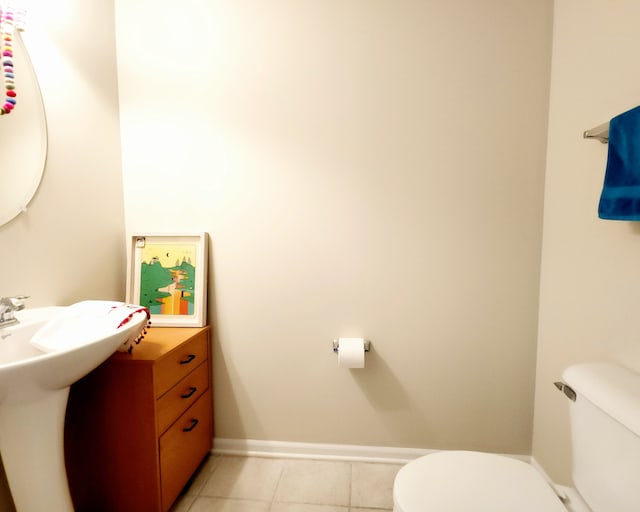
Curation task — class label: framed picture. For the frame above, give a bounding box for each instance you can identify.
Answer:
[126,233,208,327]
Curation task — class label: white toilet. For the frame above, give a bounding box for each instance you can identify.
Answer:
[393,362,640,511]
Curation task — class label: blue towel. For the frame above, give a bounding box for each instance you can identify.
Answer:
[598,105,640,220]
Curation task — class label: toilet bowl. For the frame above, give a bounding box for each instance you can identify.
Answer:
[393,450,571,512]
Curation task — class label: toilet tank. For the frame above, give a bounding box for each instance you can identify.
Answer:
[563,362,640,512]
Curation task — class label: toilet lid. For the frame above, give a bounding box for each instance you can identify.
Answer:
[393,451,567,512]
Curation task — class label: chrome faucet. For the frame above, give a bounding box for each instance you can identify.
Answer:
[0,296,28,328]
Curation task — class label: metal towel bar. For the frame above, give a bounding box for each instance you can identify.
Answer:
[583,122,609,143]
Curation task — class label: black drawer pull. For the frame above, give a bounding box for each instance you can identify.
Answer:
[179,354,196,365]
[183,419,199,432]
[181,387,197,399]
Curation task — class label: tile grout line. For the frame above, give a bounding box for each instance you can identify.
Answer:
[183,454,215,512]
[349,461,354,511]
[269,457,286,511]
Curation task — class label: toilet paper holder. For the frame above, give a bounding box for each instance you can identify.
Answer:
[332,339,371,353]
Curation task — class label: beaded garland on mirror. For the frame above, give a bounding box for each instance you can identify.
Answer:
[0,2,25,116]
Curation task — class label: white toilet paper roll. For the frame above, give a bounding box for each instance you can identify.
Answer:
[338,338,365,368]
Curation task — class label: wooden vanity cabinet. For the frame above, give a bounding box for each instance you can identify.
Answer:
[65,326,213,512]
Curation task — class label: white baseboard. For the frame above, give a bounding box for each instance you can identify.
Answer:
[212,438,435,464]
[212,438,532,465]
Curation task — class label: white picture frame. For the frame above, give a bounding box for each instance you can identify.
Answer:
[126,232,208,327]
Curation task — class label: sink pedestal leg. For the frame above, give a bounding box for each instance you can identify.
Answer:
[0,387,74,512]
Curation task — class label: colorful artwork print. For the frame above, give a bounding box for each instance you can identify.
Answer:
[139,243,198,316]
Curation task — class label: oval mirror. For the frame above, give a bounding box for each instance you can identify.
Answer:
[0,30,47,227]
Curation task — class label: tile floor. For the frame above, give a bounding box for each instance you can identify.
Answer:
[170,455,402,512]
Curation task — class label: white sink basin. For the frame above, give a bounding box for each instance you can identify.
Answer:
[0,302,147,400]
[0,300,150,512]
[0,306,62,366]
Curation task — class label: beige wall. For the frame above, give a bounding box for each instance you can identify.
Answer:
[0,0,124,509]
[116,0,552,453]
[532,0,640,485]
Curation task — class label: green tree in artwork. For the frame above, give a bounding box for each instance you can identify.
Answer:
[177,260,196,304]
[139,262,172,309]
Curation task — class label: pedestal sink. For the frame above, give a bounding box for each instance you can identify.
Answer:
[0,301,149,512]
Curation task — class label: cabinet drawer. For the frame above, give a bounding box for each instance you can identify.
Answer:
[154,331,208,397]
[160,390,212,511]
[157,361,209,434]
